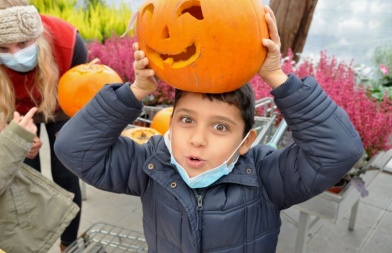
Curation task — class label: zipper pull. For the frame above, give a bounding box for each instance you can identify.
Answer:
[196,194,203,210]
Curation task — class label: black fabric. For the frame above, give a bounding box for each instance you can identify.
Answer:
[71,32,88,67]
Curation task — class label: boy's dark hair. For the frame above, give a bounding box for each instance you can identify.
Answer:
[173,83,255,136]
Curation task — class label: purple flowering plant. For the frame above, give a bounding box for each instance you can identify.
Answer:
[87,37,392,164]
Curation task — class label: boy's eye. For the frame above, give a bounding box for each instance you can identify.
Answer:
[213,123,228,132]
[180,116,193,124]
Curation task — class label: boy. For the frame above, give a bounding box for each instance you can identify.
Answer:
[54,6,363,252]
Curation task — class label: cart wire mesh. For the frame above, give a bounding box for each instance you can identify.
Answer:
[64,222,148,253]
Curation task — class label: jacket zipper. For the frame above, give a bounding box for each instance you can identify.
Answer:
[195,191,204,231]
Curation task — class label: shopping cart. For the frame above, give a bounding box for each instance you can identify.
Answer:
[64,222,148,253]
[131,105,170,127]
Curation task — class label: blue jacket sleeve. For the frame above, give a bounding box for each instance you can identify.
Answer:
[256,74,363,209]
[54,83,150,195]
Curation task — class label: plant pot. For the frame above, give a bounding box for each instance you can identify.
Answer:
[327,177,350,194]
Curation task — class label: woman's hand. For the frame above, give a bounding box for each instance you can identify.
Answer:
[26,136,42,159]
[131,42,158,101]
[258,6,287,89]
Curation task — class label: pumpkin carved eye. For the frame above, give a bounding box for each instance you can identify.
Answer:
[178,1,204,20]
[141,3,154,19]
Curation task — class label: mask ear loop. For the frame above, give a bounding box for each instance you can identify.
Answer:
[225,131,251,164]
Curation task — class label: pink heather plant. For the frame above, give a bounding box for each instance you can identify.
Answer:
[289,51,392,158]
[87,36,138,83]
[88,37,391,157]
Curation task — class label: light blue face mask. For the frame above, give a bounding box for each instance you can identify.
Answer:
[0,43,38,72]
[164,131,250,188]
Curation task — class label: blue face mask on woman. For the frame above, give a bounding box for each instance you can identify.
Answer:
[0,43,38,72]
[164,130,250,188]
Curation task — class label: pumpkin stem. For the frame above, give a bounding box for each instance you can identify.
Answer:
[80,58,101,71]
[89,58,101,66]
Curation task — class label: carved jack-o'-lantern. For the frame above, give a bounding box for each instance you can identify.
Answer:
[121,127,161,144]
[137,0,269,93]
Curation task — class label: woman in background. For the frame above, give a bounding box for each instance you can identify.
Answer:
[0,0,88,250]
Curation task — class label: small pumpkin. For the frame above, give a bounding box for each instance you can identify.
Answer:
[58,59,123,117]
[121,127,161,144]
[137,0,269,93]
[150,107,173,134]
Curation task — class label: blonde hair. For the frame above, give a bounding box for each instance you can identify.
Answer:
[0,0,59,129]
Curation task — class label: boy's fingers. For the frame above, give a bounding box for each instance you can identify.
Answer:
[265,13,279,44]
[134,49,145,61]
[132,42,139,51]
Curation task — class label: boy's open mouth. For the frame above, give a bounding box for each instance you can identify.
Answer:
[186,156,205,169]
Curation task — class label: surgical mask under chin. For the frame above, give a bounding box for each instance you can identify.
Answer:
[164,131,250,188]
[0,43,38,72]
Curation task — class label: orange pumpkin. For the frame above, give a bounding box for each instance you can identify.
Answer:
[150,107,173,134]
[137,0,269,93]
[121,127,161,144]
[58,59,123,117]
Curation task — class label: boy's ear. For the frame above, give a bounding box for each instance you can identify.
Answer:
[239,129,257,155]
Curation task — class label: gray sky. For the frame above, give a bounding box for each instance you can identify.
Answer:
[103,0,391,65]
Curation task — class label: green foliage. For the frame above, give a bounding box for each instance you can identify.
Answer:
[353,45,392,101]
[369,45,392,100]
[84,0,106,8]
[29,0,133,42]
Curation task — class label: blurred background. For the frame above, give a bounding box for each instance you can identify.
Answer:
[76,0,392,66]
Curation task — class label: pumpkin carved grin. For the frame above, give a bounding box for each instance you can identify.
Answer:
[147,43,199,69]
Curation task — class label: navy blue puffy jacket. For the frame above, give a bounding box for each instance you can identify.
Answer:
[55,74,363,252]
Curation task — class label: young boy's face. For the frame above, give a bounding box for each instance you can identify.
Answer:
[169,92,254,178]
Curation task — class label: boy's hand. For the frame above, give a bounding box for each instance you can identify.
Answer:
[258,6,287,89]
[12,107,42,159]
[131,42,158,101]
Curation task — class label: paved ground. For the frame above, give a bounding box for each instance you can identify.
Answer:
[40,126,392,253]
